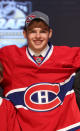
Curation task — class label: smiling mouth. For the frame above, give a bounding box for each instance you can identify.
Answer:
[33,40,43,45]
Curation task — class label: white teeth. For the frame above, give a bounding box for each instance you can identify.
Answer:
[34,40,42,44]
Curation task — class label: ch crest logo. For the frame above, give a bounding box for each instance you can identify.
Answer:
[24,83,61,112]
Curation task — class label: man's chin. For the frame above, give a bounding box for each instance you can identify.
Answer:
[33,47,43,53]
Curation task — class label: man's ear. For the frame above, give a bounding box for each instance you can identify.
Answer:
[23,30,27,38]
[49,29,53,39]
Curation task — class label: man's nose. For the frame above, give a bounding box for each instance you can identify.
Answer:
[36,32,41,38]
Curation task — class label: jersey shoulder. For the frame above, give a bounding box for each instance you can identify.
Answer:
[54,45,80,56]
[0,45,26,59]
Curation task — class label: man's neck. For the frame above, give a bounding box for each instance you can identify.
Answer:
[28,44,49,57]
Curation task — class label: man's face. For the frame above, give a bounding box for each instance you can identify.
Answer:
[23,21,52,53]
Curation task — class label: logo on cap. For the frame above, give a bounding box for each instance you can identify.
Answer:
[26,15,36,24]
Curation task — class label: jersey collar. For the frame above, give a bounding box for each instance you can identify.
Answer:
[26,43,54,66]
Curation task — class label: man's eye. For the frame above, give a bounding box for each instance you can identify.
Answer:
[29,30,36,33]
[32,31,36,33]
[40,30,47,33]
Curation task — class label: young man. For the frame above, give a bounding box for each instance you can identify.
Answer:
[0,11,80,131]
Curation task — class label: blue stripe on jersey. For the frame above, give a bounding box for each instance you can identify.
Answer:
[68,126,80,131]
[57,124,80,131]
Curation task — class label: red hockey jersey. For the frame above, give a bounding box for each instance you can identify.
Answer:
[0,97,20,131]
[0,44,80,131]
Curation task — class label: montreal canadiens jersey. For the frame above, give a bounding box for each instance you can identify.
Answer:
[0,97,20,131]
[0,43,80,131]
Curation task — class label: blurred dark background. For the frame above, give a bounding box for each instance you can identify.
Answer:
[30,0,80,46]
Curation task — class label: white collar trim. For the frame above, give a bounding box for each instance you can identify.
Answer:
[26,44,54,66]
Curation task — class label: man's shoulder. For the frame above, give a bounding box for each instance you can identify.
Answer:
[52,45,80,59]
[0,45,26,54]
[0,45,27,62]
[54,45,71,49]
[54,45,80,52]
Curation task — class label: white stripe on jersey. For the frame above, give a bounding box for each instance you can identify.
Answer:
[57,122,80,131]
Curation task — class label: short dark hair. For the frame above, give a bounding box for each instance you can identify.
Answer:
[23,18,50,31]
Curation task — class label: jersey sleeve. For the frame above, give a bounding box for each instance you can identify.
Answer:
[0,46,16,91]
[0,46,14,78]
[55,46,80,69]
[69,47,80,68]
[0,97,20,131]
[65,46,80,68]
